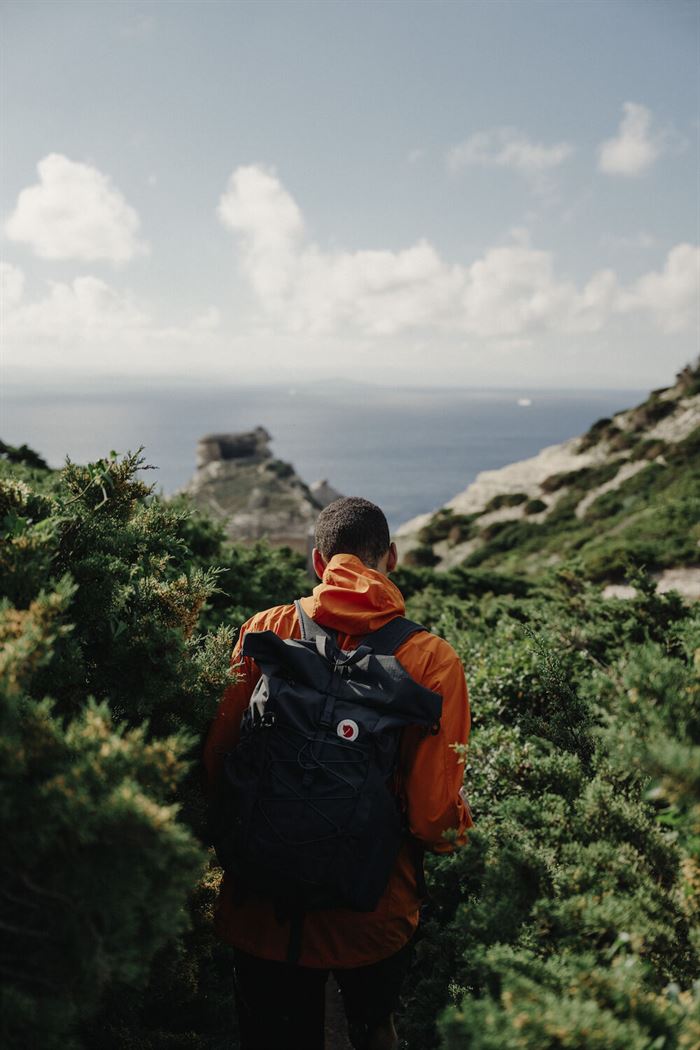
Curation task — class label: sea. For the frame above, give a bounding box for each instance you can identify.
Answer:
[2,382,644,529]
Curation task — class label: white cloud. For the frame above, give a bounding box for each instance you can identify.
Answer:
[4,154,148,263]
[620,243,700,332]
[218,165,304,304]
[218,164,698,342]
[461,243,575,336]
[447,128,574,177]
[5,169,696,385]
[4,272,148,341]
[598,102,661,177]
[218,165,304,243]
[219,168,461,335]
[1,264,225,375]
[192,306,221,330]
[1,261,25,309]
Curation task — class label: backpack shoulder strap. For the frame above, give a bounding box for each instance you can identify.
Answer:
[361,616,427,656]
[294,600,426,655]
[294,599,335,642]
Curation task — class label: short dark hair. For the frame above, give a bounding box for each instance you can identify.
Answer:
[314,497,391,568]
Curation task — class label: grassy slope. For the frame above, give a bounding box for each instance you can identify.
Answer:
[410,365,700,584]
[464,425,699,581]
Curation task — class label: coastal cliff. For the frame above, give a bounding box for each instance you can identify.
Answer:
[396,362,700,596]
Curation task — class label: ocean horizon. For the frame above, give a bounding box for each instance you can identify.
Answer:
[2,382,646,529]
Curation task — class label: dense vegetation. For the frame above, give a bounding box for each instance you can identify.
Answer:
[2,421,698,1048]
[0,445,307,1050]
[401,573,700,1048]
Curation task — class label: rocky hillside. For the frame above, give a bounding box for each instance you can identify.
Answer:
[181,427,341,554]
[396,362,700,596]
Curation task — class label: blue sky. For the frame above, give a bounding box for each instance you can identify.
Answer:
[2,0,698,389]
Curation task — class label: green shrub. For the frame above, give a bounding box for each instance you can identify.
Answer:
[541,467,589,493]
[667,424,700,464]
[391,564,438,600]
[676,359,700,397]
[0,452,237,1048]
[465,521,540,566]
[405,544,441,568]
[630,438,668,461]
[578,417,621,452]
[608,429,640,452]
[483,492,528,512]
[399,578,700,1049]
[541,462,621,495]
[629,395,676,430]
[419,511,478,546]
[582,488,625,521]
[0,438,50,470]
[265,458,294,479]
[418,508,455,544]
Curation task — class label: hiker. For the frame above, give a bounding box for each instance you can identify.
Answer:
[204,497,472,1050]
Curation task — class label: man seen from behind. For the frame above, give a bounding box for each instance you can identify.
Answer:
[204,497,472,1050]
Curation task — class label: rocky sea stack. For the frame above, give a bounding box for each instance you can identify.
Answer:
[181,427,341,553]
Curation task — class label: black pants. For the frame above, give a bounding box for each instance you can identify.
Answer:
[232,939,413,1050]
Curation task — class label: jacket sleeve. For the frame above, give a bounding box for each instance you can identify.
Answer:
[202,617,261,794]
[401,640,472,853]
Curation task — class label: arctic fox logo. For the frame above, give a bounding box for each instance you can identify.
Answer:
[337,718,359,742]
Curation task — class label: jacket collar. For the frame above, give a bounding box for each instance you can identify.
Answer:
[303,553,405,635]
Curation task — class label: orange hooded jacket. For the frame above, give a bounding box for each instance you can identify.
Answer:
[203,554,472,969]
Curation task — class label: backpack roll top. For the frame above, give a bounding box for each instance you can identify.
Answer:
[213,605,443,916]
[294,600,443,731]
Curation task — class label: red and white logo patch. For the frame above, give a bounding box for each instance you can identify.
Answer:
[337,718,359,742]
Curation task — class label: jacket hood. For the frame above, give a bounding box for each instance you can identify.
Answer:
[302,553,405,635]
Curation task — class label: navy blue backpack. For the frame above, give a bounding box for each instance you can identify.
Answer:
[213,601,442,951]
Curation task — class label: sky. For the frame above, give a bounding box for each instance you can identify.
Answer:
[1,0,699,391]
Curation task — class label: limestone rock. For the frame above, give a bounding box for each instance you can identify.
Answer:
[310,479,343,507]
[181,429,341,554]
[196,427,271,469]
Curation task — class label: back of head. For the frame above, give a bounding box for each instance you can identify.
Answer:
[314,497,390,569]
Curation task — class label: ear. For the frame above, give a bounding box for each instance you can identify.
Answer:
[386,541,398,573]
[312,547,327,581]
